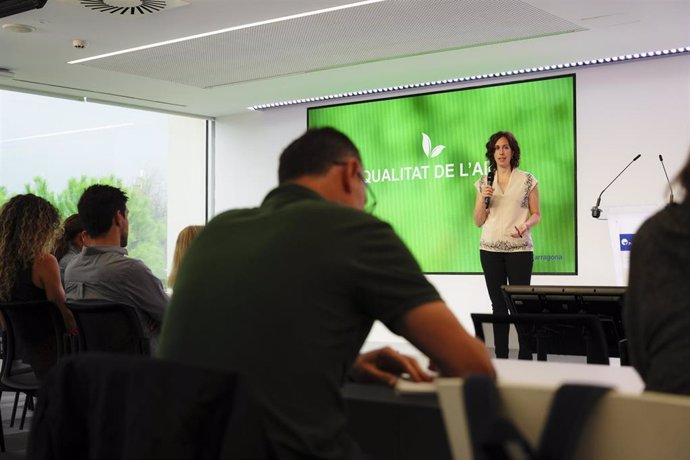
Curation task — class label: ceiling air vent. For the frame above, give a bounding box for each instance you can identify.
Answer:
[78,0,187,15]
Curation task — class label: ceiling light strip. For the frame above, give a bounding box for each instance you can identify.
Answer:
[249,46,690,111]
[68,0,385,64]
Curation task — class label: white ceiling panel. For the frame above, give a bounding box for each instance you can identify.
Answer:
[0,0,687,117]
[75,0,584,88]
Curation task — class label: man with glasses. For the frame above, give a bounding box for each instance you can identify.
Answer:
[331,158,377,213]
[159,128,494,460]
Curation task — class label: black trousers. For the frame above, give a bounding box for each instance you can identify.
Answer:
[480,250,533,359]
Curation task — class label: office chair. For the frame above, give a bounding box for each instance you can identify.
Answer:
[437,376,690,460]
[0,300,69,433]
[67,301,151,355]
[27,354,276,460]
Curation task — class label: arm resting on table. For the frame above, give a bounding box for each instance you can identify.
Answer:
[397,301,495,378]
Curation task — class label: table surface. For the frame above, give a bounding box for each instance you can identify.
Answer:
[395,358,645,395]
[344,359,644,460]
[492,358,644,392]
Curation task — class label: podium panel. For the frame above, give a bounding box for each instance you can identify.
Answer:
[599,205,658,285]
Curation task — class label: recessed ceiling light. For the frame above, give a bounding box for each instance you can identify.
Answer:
[2,24,36,33]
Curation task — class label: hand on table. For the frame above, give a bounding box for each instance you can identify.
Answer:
[351,347,433,387]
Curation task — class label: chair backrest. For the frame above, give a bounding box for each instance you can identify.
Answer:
[0,300,68,385]
[27,354,275,460]
[436,377,690,460]
[471,313,610,364]
[67,302,151,355]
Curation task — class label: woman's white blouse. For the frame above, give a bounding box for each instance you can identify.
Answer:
[475,168,537,253]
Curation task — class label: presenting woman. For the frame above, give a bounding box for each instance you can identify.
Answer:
[473,131,541,359]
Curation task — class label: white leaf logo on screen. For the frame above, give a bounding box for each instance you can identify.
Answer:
[422,133,446,158]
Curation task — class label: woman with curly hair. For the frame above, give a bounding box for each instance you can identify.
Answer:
[473,131,541,359]
[0,194,77,334]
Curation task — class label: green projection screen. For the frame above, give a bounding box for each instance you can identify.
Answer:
[308,75,576,274]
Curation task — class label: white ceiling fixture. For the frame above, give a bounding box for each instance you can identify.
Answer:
[2,23,36,33]
[61,0,189,16]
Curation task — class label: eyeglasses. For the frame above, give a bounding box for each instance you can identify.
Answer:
[332,161,377,214]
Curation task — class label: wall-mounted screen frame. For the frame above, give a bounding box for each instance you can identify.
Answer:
[308,75,577,274]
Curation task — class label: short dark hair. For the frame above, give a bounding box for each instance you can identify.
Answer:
[485,131,521,170]
[78,185,128,238]
[278,127,361,183]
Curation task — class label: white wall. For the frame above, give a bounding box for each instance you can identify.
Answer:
[167,117,208,280]
[214,54,690,348]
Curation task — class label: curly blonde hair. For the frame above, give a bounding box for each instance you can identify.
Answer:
[0,194,61,301]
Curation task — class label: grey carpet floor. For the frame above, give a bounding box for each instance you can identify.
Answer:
[0,391,31,459]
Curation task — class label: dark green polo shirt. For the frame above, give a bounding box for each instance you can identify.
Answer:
[159,184,441,460]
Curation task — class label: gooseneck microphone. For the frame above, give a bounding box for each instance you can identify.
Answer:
[659,155,675,204]
[484,169,495,209]
[591,154,641,218]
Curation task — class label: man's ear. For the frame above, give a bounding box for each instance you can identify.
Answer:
[340,161,356,194]
[78,230,87,246]
[113,210,124,228]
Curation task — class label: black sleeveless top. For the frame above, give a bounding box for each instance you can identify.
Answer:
[8,264,54,380]
[11,266,46,301]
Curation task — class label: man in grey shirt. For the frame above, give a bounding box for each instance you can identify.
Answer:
[65,185,167,338]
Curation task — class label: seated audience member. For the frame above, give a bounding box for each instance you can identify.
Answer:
[625,149,690,395]
[64,185,167,339]
[159,128,495,460]
[54,213,85,281]
[167,225,204,289]
[0,195,77,373]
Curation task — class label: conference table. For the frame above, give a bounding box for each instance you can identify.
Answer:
[342,358,643,460]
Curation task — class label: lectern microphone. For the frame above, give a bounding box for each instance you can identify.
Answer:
[659,155,675,204]
[591,154,641,219]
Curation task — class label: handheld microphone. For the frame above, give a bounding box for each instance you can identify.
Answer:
[591,154,641,218]
[658,155,675,204]
[484,169,495,209]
